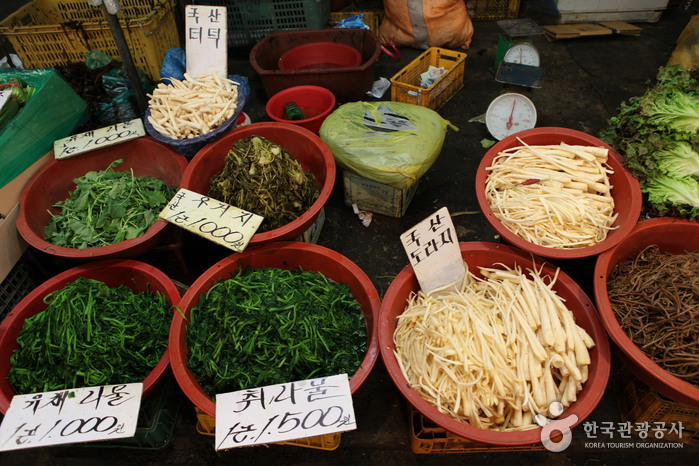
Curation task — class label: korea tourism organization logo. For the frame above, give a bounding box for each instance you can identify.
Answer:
[536,402,686,452]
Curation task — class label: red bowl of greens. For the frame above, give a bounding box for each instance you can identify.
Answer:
[17,137,188,260]
[180,122,335,245]
[594,217,699,408]
[169,241,381,417]
[0,259,180,414]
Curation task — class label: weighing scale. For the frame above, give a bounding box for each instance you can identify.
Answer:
[494,19,546,89]
[482,19,543,140]
[485,92,537,141]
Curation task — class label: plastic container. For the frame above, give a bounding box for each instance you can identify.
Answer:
[0,0,179,82]
[250,28,381,102]
[379,241,611,446]
[475,127,643,260]
[180,122,335,245]
[390,47,467,110]
[143,78,249,158]
[0,259,180,414]
[16,137,188,261]
[594,217,699,408]
[266,86,336,134]
[169,241,381,417]
[190,0,331,48]
[278,42,362,70]
[468,0,521,20]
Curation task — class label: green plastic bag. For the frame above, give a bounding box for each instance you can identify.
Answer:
[0,69,87,189]
[319,101,456,189]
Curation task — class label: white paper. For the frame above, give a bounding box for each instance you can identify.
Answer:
[53,118,145,160]
[215,374,356,450]
[0,383,142,451]
[185,6,227,78]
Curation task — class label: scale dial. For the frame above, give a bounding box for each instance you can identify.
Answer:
[485,93,537,140]
[503,43,540,67]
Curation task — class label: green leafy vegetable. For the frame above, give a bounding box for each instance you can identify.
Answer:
[186,267,367,397]
[600,65,699,220]
[45,159,177,248]
[9,277,171,394]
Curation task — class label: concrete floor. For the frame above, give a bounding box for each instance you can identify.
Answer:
[1,1,699,464]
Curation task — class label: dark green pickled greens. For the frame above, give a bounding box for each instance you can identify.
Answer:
[44,159,177,248]
[9,277,171,394]
[186,267,367,396]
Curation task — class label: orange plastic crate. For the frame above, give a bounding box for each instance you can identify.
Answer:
[614,363,698,446]
[0,0,180,81]
[390,47,467,111]
[194,408,342,451]
[409,405,546,454]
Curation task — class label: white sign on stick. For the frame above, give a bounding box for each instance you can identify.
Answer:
[53,118,146,160]
[215,374,356,450]
[0,383,143,451]
[159,188,263,252]
[400,206,466,294]
[0,90,11,112]
[185,5,227,78]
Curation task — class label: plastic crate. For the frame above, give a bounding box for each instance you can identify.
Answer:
[614,363,698,445]
[390,47,467,111]
[0,0,180,82]
[82,371,181,449]
[0,250,48,322]
[409,405,546,453]
[467,0,520,20]
[329,10,382,35]
[191,0,331,48]
[194,408,342,450]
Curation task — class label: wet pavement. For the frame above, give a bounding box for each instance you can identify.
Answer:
[1,1,699,464]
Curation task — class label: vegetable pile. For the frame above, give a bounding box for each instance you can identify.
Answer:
[607,245,698,386]
[45,159,176,248]
[600,65,699,220]
[9,277,171,394]
[0,77,36,131]
[394,263,595,431]
[485,141,617,249]
[186,267,367,396]
[147,72,239,139]
[209,136,320,232]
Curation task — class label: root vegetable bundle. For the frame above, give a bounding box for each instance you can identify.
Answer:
[485,141,618,249]
[147,72,239,139]
[393,263,595,431]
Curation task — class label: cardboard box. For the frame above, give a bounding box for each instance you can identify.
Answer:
[343,170,418,218]
[295,207,325,244]
[0,151,51,281]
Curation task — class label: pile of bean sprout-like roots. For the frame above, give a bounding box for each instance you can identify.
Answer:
[393,263,595,431]
[607,245,699,385]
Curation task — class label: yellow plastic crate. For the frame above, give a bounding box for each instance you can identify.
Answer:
[467,0,521,20]
[0,0,180,81]
[390,47,467,111]
[194,408,342,451]
[409,405,546,454]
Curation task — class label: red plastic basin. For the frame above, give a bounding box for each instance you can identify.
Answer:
[594,217,699,408]
[278,42,362,70]
[475,127,643,260]
[181,122,335,245]
[379,241,611,446]
[0,259,181,414]
[266,85,336,134]
[16,137,188,260]
[169,241,381,417]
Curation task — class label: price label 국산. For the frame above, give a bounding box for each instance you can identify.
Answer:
[0,383,142,451]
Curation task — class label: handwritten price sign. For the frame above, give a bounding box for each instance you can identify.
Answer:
[54,119,146,160]
[215,374,356,450]
[400,206,466,294]
[0,383,142,451]
[159,188,263,252]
